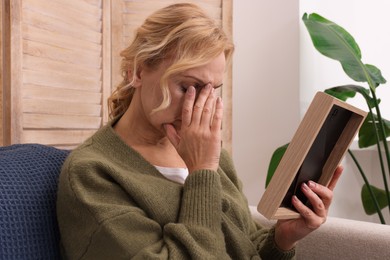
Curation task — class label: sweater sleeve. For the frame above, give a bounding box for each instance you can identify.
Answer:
[158,170,230,259]
[57,155,229,260]
[218,149,296,260]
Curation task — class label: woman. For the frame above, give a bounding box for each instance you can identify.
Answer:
[57,3,342,259]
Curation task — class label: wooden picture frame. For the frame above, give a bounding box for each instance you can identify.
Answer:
[257,92,368,220]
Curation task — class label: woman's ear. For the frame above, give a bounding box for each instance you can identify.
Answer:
[128,67,142,88]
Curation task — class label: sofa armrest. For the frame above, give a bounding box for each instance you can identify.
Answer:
[0,144,70,259]
[249,206,390,259]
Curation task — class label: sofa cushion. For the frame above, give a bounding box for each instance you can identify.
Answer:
[0,144,70,259]
[249,205,390,260]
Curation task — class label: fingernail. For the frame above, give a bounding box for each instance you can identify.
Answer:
[302,183,309,190]
[188,86,195,94]
[205,84,211,90]
[308,181,316,188]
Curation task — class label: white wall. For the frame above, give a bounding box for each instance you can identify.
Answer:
[232,0,300,206]
[300,0,390,223]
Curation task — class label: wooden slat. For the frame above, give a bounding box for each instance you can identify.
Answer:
[22,9,102,44]
[23,114,102,129]
[22,23,102,53]
[111,0,124,88]
[23,40,102,68]
[122,0,221,11]
[122,24,141,37]
[23,0,102,32]
[123,36,135,47]
[123,1,221,19]
[122,13,149,27]
[122,0,220,6]
[83,0,102,8]
[23,84,102,104]
[9,0,23,144]
[21,129,97,145]
[123,1,169,14]
[102,0,111,124]
[51,0,102,18]
[1,0,11,146]
[187,1,221,16]
[23,99,102,117]
[0,0,3,145]
[221,0,232,155]
[176,0,220,7]
[22,69,102,92]
[23,55,101,80]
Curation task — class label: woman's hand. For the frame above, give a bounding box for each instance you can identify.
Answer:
[274,166,343,251]
[165,84,223,173]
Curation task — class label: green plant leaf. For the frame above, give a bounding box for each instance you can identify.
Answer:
[361,184,388,215]
[266,143,288,188]
[302,13,386,90]
[302,13,361,61]
[359,113,390,148]
[365,64,387,85]
[324,88,356,101]
[325,85,377,108]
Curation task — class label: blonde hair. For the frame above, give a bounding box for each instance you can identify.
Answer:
[108,3,234,118]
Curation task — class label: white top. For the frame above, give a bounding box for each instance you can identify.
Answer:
[154,165,189,184]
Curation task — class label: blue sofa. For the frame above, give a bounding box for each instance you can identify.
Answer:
[0,144,70,259]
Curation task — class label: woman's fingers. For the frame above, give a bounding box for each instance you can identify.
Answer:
[164,124,180,148]
[302,182,328,217]
[211,97,223,132]
[175,83,222,173]
[182,86,196,127]
[293,166,344,228]
[305,166,343,209]
[190,84,213,126]
[276,166,344,249]
[200,88,216,127]
[291,195,324,230]
[181,83,218,128]
[295,166,343,214]
[291,182,332,228]
[328,165,343,191]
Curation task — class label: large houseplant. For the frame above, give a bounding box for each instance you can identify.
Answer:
[267,13,390,224]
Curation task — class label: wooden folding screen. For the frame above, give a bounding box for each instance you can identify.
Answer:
[0,0,232,152]
[1,0,109,149]
[0,0,3,145]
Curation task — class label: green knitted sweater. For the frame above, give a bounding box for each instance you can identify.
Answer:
[57,120,295,260]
